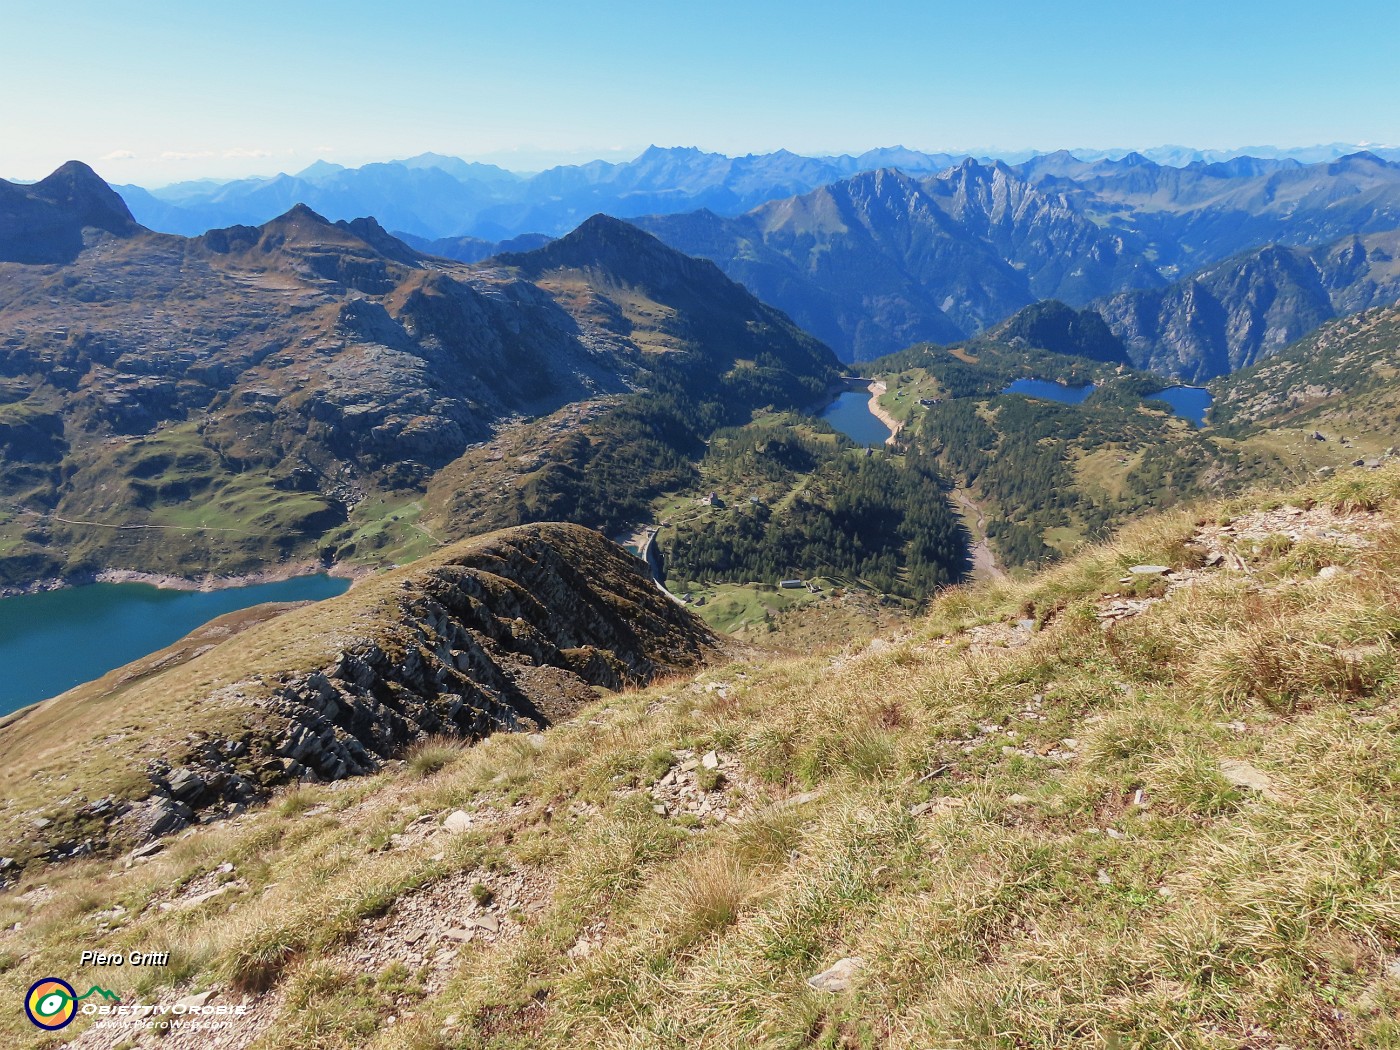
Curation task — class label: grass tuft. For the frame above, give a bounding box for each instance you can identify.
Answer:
[405,735,467,778]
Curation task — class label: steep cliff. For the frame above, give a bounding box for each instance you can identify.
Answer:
[1097,228,1400,380]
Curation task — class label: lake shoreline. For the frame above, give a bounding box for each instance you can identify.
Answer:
[0,560,372,600]
[862,380,903,446]
[815,376,902,446]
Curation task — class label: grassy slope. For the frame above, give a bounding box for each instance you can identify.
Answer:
[1212,304,1400,459]
[3,467,1400,1047]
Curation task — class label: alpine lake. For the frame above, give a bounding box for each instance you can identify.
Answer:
[0,574,350,716]
[4,380,1210,715]
[819,389,895,446]
[819,379,1212,448]
[1002,378,1213,425]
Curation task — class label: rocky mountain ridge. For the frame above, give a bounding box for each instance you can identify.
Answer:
[640,152,1400,366]
[637,162,1162,361]
[109,143,1400,243]
[0,522,718,869]
[102,148,1400,375]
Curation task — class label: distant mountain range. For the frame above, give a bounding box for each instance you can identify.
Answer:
[95,145,1400,378]
[639,152,1400,372]
[112,146,976,241]
[106,143,1400,245]
[13,145,1400,386]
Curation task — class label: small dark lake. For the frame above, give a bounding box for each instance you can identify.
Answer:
[1001,379,1214,425]
[1002,378,1098,404]
[1147,386,1213,426]
[820,390,893,446]
[0,575,351,717]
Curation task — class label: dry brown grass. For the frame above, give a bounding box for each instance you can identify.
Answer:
[3,466,1400,1047]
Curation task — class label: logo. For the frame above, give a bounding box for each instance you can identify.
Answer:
[24,978,120,1031]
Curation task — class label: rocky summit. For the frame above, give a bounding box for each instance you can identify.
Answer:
[0,160,140,264]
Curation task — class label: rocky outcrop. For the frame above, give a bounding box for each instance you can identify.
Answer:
[990,300,1129,364]
[25,524,718,861]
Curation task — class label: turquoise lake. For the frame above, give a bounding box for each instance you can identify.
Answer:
[0,575,350,717]
[820,389,894,446]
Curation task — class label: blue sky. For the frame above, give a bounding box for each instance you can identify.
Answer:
[3,0,1397,184]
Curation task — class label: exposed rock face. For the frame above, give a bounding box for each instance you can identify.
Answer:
[1210,303,1400,430]
[253,524,712,778]
[1097,229,1400,381]
[7,524,716,863]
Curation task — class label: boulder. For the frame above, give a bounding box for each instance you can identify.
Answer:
[443,810,473,833]
[807,957,865,993]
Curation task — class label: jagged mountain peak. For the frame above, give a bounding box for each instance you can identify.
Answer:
[334,215,426,265]
[932,156,1028,193]
[198,202,371,253]
[246,205,425,265]
[191,204,429,297]
[266,201,335,228]
[806,167,929,210]
[491,213,838,384]
[639,144,709,159]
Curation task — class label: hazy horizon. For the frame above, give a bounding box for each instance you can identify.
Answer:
[8,139,1399,191]
[4,0,1398,184]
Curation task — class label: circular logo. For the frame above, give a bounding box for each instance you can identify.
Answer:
[25,978,77,1030]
